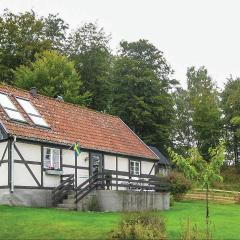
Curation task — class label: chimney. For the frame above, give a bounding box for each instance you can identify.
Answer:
[56,95,64,102]
[30,87,37,97]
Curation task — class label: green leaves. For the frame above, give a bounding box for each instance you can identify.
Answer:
[168,141,225,188]
[14,51,91,105]
[0,10,68,83]
[110,40,175,154]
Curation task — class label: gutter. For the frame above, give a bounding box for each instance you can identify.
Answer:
[10,136,16,193]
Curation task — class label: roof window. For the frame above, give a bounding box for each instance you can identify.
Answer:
[0,93,26,122]
[16,97,49,127]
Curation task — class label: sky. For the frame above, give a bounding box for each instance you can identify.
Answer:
[1,0,240,89]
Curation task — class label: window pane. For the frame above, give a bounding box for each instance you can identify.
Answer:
[43,148,52,169]
[53,149,60,169]
[29,115,48,127]
[16,98,39,115]
[0,93,16,109]
[5,109,26,122]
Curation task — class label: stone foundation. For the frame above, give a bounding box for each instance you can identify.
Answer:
[0,188,53,207]
[77,190,170,212]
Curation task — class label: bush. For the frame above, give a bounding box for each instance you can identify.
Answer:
[168,171,192,201]
[179,218,214,240]
[110,211,167,240]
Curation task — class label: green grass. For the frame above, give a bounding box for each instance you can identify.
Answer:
[0,201,239,239]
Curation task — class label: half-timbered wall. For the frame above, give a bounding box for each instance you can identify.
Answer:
[0,138,157,190]
[0,141,8,186]
[14,142,42,187]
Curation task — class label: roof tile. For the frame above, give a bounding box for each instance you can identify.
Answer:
[0,84,158,160]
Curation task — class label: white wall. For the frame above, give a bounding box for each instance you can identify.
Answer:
[77,169,89,185]
[13,142,42,187]
[117,157,129,172]
[15,142,41,162]
[0,141,8,186]
[77,151,89,168]
[62,149,75,166]
[104,155,116,170]
[141,161,155,175]
[14,163,41,186]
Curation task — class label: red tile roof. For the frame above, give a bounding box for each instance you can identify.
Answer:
[0,84,158,160]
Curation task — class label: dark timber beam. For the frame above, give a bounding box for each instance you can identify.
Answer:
[14,144,41,187]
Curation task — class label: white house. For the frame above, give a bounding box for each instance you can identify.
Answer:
[0,84,169,211]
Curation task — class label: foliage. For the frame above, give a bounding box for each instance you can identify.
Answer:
[171,87,194,155]
[179,218,214,240]
[110,39,176,155]
[168,141,225,190]
[167,170,192,201]
[234,194,240,204]
[14,50,90,105]
[187,66,222,160]
[66,22,112,111]
[214,166,240,191]
[168,141,225,239]
[222,77,240,166]
[110,211,167,240]
[0,10,68,83]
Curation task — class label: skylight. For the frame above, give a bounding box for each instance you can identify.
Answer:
[16,97,49,127]
[0,93,26,122]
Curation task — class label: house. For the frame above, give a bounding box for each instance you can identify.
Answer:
[148,146,170,176]
[0,84,169,211]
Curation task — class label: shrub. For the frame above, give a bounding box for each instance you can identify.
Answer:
[234,194,240,204]
[179,218,214,240]
[110,211,167,240]
[168,170,192,201]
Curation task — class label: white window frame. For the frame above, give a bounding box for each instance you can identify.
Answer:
[16,97,49,127]
[130,160,140,175]
[43,147,60,170]
[0,92,26,122]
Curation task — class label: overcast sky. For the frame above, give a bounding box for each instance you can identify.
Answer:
[1,0,240,89]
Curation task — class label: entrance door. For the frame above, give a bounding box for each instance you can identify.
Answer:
[89,152,103,176]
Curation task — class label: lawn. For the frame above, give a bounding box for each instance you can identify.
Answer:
[0,201,239,239]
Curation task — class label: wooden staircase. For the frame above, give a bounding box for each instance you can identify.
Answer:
[52,170,171,211]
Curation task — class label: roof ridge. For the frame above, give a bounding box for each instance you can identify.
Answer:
[0,83,119,119]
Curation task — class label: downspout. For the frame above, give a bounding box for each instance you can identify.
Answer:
[10,136,16,193]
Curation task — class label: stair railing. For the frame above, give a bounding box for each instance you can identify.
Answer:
[74,170,170,204]
[52,174,74,206]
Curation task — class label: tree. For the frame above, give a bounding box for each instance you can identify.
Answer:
[0,10,68,83]
[187,66,222,160]
[110,40,176,154]
[14,51,90,105]
[168,141,225,239]
[65,22,112,111]
[171,87,194,155]
[222,77,240,166]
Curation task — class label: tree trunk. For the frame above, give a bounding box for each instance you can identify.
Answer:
[206,184,209,240]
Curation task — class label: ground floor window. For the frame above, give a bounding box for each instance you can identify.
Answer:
[43,147,60,170]
[130,160,140,175]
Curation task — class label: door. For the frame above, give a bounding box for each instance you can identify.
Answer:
[89,152,103,176]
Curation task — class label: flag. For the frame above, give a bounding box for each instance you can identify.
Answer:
[74,142,81,158]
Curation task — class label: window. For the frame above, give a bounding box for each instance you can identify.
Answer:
[43,147,60,170]
[16,97,49,127]
[0,93,26,122]
[130,160,140,175]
